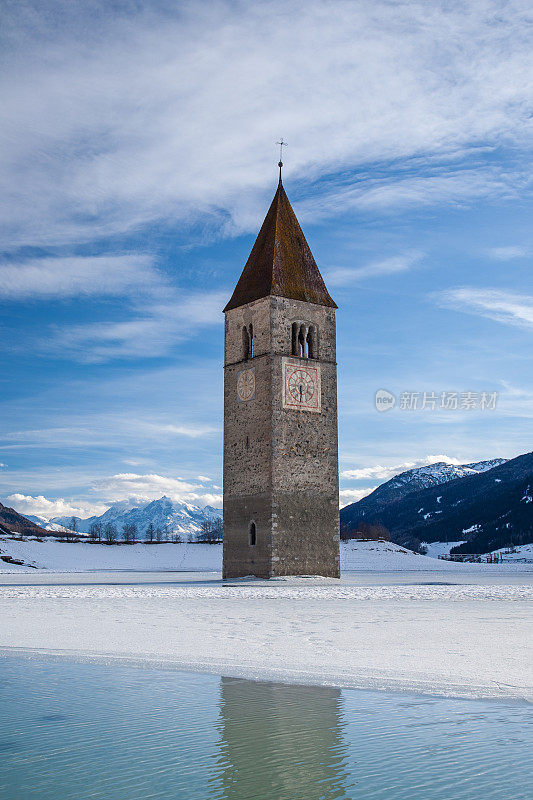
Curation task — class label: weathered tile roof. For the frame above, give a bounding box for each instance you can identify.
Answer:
[224,180,337,312]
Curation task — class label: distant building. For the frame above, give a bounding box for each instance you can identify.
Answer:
[222,171,340,578]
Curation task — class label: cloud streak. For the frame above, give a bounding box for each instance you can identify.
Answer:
[0,255,163,300]
[5,470,224,521]
[0,412,219,453]
[339,487,375,505]
[46,289,226,362]
[5,493,108,520]
[436,288,533,331]
[1,0,532,249]
[487,246,529,261]
[92,472,222,508]
[327,250,423,286]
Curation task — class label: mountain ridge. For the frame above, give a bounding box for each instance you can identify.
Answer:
[352,459,507,513]
[0,502,50,537]
[50,496,222,539]
[340,452,532,553]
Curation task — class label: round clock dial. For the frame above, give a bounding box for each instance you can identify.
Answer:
[237,369,255,401]
[288,369,315,404]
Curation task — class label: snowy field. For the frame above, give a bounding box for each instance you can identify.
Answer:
[1,538,531,703]
[493,543,533,562]
[0,538,221,573]
[2,537,533,573]
[422,541,466,558]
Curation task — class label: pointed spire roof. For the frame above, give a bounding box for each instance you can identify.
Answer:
[224,179,336,312]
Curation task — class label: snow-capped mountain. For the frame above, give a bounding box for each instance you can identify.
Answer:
[0,502,49,537]
[339,459,507,533]
[50,496,222,539]
[340,452,532,553]
[51,500,138,532]
[22,514,70,533]
[367,459,507,507]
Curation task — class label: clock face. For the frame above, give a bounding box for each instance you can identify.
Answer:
[288,369,315,404]
[282,359,321,412]
[237,368,255,402]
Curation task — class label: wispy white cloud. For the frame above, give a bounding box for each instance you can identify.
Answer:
[0,413,218,452]
[300,165,524,223]
[0,427,112,450]
[4,471,223,521]
[5,493,108,520]
[0,253,226,362]
[141,422,217,439]
[327,250,423,286]
[93,473,197,502]
[46,289,226,362]
[487,246,529,261]
[497,382,533,419]
[92,472,221,508]
[1,1,532,248]
[0,255,162,300]
[435,288,533,330]
[339,487,375,505]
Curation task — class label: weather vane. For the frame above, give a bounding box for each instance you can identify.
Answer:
[276,138,288,182]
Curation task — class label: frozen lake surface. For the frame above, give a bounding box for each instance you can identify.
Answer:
[1,657,531,800]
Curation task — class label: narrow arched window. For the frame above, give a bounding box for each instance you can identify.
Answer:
[249,324,254,358]
[291,321,317,358]
[242,326,250,360]
[249,521,256,546]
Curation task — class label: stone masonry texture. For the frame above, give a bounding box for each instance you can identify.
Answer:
[223,295,340,579]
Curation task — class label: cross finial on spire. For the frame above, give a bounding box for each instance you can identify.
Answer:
[276,138,287,183]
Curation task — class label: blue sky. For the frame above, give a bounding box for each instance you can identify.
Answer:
[1,0,532,519]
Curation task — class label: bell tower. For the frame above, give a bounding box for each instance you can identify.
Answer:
[222,172,340,579]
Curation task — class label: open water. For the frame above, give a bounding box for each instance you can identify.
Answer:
[0,657,531,799]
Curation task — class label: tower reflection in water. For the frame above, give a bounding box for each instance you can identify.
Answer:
[214,677,352,800]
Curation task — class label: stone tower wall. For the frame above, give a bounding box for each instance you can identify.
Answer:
[270,297,340,577]
[223,298,272,578]
[223,295,339,579]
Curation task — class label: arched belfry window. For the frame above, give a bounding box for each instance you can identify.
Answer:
[242,326,250,360]
[291,322,318,359]
[249,521,256,546]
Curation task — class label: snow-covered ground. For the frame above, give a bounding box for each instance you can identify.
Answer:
[2,537,531,702]
[0,538,220,573]
[493,543,533,562]
[2,537,532,573]
[1,568,531,702]
[422,541,466,558]
[339,540,515,571]
[421,541,533,563]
